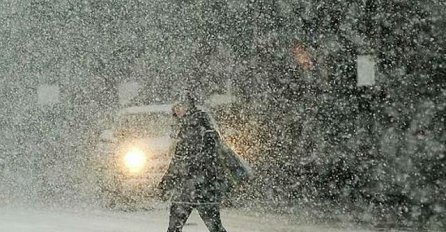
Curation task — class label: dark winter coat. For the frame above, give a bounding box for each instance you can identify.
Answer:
[160,109,225,204]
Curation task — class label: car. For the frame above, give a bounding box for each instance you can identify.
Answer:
[93,94,237,209]
[93,103,173,209]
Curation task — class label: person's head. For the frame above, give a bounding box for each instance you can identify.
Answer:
[172,102,187,118]
[172,92,198,118]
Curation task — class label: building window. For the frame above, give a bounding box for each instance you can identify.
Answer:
[357,55,376,86]
[118,81,140,106]
[37,84,60,106]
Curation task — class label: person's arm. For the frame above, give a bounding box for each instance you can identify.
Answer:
[196,112,219,173]
[159,160,176,191]
[159,120,182,191]
[198,112,217,148]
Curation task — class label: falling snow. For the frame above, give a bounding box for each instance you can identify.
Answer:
[0,0,445,231]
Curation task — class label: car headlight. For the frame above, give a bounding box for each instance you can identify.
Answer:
[123,147,147,174]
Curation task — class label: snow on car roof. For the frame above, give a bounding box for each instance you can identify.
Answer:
[118,104,172,116]
[118,94,236,116]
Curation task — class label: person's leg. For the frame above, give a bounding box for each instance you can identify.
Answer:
[167,203,193,232]
[196,204,227,232]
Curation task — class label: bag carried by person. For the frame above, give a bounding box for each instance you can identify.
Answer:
[216,135,253,193]
[204,111,253,193]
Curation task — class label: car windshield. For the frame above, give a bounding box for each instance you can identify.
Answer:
[115,112,173,138]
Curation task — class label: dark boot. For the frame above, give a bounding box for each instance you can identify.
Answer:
[197,204,227,232]
[167,204,193,232]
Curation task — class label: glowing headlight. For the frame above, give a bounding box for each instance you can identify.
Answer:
[124,148,147,174]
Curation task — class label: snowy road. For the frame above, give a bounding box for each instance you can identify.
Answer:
[0,206,377,232]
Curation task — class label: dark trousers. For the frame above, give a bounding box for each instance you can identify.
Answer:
[167,203,227,232]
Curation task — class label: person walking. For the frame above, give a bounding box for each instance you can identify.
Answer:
[159,94,228,232]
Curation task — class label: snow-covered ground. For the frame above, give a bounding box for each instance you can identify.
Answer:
[0,205,381,232]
